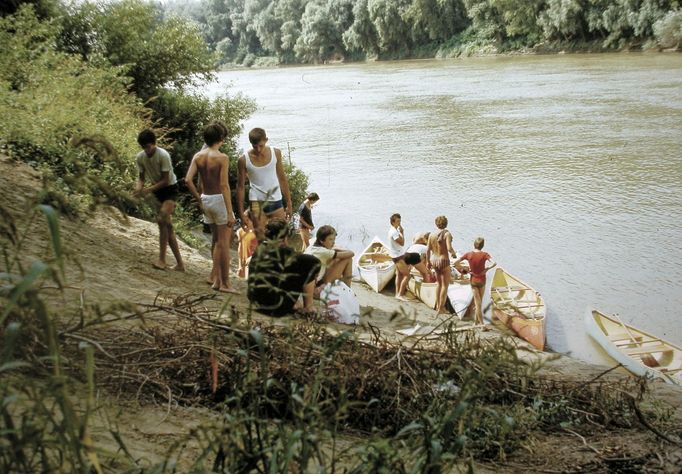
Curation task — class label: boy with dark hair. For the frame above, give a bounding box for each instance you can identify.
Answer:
[247,218,320,316]
[185,124,238,293]
[134,128,185,271]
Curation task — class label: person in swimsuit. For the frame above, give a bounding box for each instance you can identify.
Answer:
[298,192,320,251]
[133,129,185,272]
[406,234,435,283]
[426,216,457,314]
[185,124,238,293]
[237,128,293,237]
[237,210,258,279]
[452,237,496,325]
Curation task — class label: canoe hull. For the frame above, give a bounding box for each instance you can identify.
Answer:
[490,268,546,351]
[584,308,681,385]
[357,237,396,293]
[407,275,474,319]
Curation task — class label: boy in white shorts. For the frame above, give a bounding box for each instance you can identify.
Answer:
[185,124,238,293]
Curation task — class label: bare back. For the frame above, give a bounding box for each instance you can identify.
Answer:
[194,148,228,194]
[428,229,451,258]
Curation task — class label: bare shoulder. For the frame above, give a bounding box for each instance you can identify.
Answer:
[273,148,283,160]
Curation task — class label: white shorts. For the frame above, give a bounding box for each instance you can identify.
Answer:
[201,194,228,225]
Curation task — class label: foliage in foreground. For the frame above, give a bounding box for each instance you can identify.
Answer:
[1,204,679,472]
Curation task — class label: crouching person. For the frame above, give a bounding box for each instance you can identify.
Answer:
[247,218,320,316]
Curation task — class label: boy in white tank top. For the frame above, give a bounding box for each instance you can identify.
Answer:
[236,128,293,235]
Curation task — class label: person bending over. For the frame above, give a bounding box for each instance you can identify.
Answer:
[247,219,320,316]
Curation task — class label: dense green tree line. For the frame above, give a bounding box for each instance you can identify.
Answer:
[165,0,681,65]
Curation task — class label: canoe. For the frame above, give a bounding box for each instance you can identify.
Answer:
[357,236,396,293]
[584,308,682,385]
[407,271,474,319]
[490,268,546,351]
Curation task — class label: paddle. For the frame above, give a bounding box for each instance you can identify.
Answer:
[612,312,659,368]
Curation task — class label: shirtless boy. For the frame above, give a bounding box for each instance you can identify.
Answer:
[236,128,293,235]
[134,129,185,272]
[185,124,238,293]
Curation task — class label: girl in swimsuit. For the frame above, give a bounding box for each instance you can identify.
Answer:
[452,237,497,325]
[426,216,458,314]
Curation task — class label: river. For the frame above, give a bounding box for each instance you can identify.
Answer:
[204,53,682,363]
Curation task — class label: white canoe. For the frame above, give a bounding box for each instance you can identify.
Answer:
[490,268,546,351]
[584,307,682,385]
[357,236,395,293]
[407,272,474,319]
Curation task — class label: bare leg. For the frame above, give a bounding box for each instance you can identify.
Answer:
[208,225,218,283]
[435,269,449,314]
[394,260,409,297]
[266,207,286,224]
[158,200,184,271]
[167,226,184,272]
[398,270,411,298]
[212,224,238,294]
[473,286,484,324]
[299,228,310,252]
[323,257,354,287]
[153,204,171,269]
[302,279,315,311]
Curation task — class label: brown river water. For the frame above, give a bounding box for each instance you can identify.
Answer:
[203,53,682,362]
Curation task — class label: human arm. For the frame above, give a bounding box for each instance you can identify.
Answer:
[446,232,457,259]
[184,156,202,205]
[136,171,170,196]
[274,149,293,218]
[220,155,236,227]
[485,256,497,272]
[392,226,405,247]
[236,155,247,222]
[134,170,145,196]
[334,249,354,260]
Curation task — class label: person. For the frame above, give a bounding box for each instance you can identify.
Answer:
[452,237,497,325]
[133,129,185,272]
[185,124,238,293]
[237,210,258,279]
[237,128,293,235]
[248,218,321,317]
[305,225,354,288]
[387,213,420,300]
[406,233,435,283]
[426,216,457,314]
[298,192,320,251]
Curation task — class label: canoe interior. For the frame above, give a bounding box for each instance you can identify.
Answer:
[490,268,545,320]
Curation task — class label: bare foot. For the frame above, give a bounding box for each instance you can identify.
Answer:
[237,268,246,279]
[216,286,239,294]
[152,261,167,270]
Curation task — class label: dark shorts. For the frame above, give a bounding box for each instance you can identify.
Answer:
[251,200,284,216]
[392,252,421,266]
[153,183,179,203]
[470,279,486,288]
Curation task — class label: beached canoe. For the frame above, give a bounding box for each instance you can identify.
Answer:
[490,268,546,351]
[357,236,396,293]
[584,308,682,385]
[407,272,474,319]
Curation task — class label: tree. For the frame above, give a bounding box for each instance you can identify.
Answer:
[367,0,413,54]
[343,0,380,56]
[654,8,682,47]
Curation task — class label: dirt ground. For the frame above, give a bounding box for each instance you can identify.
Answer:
[2,154,681,472]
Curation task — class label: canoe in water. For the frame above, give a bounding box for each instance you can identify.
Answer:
[584,308,682,385]
[357,236,395,293]
[490,268,546,351]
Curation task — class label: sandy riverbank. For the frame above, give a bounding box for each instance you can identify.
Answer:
[2,154,681,471]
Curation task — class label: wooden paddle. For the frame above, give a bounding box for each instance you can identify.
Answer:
[612,312,659,368]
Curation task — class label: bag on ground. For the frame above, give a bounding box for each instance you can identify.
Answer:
[320,280,360,325]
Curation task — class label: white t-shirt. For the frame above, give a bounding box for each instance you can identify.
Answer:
[136,147,177,186]
[387,226,404,258]
[305,245,336,281]
[406,243,427,257]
